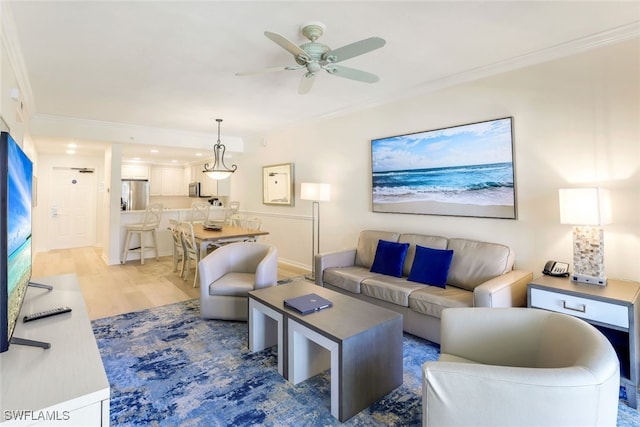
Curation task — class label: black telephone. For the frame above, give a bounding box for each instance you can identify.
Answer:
[543,260,570,277]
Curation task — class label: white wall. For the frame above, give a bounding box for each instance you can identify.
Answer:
[233,38,640,281]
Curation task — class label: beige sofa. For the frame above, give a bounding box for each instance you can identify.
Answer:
[423,307,620,426]
[315,230,533,343]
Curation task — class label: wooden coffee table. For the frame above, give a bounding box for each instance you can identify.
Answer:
[248,280,403,422]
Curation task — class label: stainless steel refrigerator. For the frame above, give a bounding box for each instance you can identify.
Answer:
[121,179,149,211]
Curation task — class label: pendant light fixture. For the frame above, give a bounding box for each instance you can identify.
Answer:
[203,118,237,180]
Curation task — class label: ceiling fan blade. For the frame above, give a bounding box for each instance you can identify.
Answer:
[264,31,308,60]
[326,65,380,83]
[299,73,316,94]
[323,37,386,63]
[235,66,291,76]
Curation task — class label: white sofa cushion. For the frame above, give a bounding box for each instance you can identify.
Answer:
[322,266,381,294]
[355,230,400,268]
[398,233,448,277]
[361,276,425,306]
[408,285,473,318]
[446,238,514,291]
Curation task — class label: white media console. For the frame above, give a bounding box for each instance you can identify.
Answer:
[0,274,110,426]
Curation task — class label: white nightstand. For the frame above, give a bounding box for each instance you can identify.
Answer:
[528,275,640,409]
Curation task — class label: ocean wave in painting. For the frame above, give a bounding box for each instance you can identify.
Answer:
[373,162,514,206]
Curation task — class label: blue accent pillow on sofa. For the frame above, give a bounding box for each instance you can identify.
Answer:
[370,240,410,278]
[408,245,454,288]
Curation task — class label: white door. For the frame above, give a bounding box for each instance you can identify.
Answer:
[49,167,97,249]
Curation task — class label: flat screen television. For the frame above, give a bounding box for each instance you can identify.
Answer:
[0,132,34,353]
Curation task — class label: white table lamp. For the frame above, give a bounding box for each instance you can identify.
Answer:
[300,182,331,281]
[559,188,612,286]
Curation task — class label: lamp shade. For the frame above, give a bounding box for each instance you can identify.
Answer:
[300,182,331,202]
[559,188,612,226]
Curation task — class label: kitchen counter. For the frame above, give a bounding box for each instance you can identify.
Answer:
[120,207,228,262]
[121,207,191,213]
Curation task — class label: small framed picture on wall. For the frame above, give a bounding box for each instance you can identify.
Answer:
[263,163,294,206]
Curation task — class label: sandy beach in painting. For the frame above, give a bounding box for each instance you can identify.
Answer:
[374,199,514,218]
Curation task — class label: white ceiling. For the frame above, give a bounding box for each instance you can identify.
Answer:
[4,1,640,164]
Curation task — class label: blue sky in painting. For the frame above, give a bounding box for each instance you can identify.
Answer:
[372,118,513,173]
[7,137,32,256]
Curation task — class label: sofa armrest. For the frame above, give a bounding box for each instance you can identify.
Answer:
[473,269,533,307]
[314,249,357,285]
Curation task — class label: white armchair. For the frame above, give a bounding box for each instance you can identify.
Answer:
[198,242,278,320]
[422,307,620,427]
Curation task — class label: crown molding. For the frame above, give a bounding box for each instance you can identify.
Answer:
[307,21,640,128]
[414,21,640,94]
[29,114,244,152]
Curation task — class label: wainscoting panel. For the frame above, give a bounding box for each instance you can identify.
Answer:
[244,211,312,271]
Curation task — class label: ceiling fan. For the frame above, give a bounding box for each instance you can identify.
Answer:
[236,22,386,94]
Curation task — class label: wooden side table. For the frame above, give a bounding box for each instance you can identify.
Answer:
[528,275,640,408]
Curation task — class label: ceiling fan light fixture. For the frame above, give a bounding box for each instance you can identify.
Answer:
[235,22,386,94]
[203,118,237,180]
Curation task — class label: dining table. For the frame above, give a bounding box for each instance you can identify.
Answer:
[192,224,269,254]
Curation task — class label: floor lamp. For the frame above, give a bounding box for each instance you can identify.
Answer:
[300,182,331,281]
[559,188,612,286]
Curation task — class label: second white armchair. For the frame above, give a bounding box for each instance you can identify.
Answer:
[198,242,278,320]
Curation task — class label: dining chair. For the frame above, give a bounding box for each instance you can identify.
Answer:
[243,216,263,242]
[121,203,163,264]
[190,201,210,224]
[225,201,240,224]
[230,213,246,228]
[179,220,202,287]
[168,219,185,273]
[207,206,227,224]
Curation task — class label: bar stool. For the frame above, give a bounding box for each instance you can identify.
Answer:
[121,203,163,264]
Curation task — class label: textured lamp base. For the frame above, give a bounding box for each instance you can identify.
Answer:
[572,226,607,286]
[571,272,607,286]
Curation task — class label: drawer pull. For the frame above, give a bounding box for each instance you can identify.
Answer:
[562,300,586,313]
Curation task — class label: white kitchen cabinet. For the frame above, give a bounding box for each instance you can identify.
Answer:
[148,166,187,196]
[216,176,230,197]
[149,166,163,196]
[160,167,184,196]
[184,164,231,197]
[200,172,216,197]
[200,173,230,197]
[183,168,192,194]
[121,164,149,180]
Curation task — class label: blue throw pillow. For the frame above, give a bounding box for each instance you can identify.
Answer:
[370,240,410,278]
[408,245,454,288]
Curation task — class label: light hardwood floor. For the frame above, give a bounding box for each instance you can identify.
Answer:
[31,247,308,320]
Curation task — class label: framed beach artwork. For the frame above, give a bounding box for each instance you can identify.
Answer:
[371,117,517,219]
[263,163,294,206]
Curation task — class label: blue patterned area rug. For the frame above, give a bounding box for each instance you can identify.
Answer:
[92,300,640,426]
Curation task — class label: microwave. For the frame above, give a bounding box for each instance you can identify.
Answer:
[188,182,200,198]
